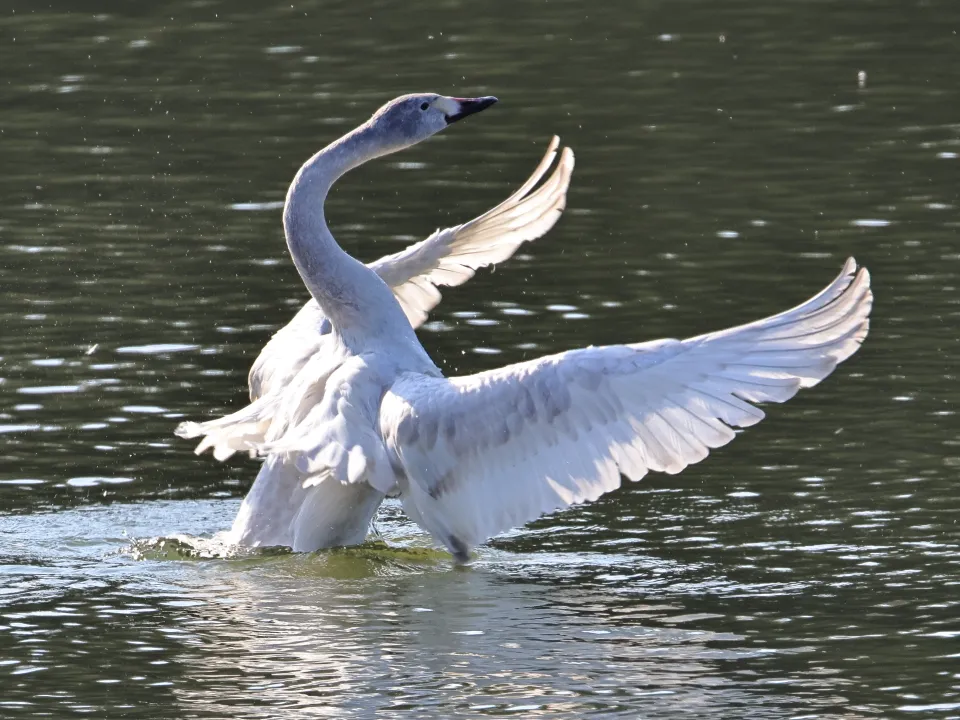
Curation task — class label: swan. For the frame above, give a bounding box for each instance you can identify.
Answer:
[178,93,872,561]
[176,135,573,461]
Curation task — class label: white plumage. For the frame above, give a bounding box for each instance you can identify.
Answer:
[178,93,872,561]
[177,136,573,462]
[377,259,870,557]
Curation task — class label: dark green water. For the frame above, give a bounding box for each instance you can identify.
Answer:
[1,0,958,717]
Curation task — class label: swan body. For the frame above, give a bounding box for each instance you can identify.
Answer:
[177,135,573,462]
[179,93,872,561]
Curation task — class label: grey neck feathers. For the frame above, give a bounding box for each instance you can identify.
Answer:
[282,121,406,338]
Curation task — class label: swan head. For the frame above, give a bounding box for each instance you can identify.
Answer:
[366,93,498,152]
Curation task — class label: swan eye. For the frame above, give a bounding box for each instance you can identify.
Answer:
[420,102,430,111]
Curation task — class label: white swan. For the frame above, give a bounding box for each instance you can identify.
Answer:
[177,133,572,462]
[179,93,872,561]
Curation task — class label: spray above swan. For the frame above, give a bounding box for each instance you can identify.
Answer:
[178,93,872,562]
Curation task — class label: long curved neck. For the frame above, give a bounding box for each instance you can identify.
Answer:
[282,122,397,333]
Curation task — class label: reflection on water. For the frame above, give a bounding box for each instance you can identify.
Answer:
[3,499,918,719]
[176,566,758,719]
[2,0,959,716]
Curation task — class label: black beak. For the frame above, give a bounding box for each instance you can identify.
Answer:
[446,96,499,124]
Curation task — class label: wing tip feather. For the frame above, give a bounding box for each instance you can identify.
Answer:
[175,421,200,439]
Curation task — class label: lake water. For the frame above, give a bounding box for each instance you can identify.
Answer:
[1,0,958,717]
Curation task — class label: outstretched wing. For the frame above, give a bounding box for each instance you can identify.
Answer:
[380,260,872,559]
[370,136,575,327]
